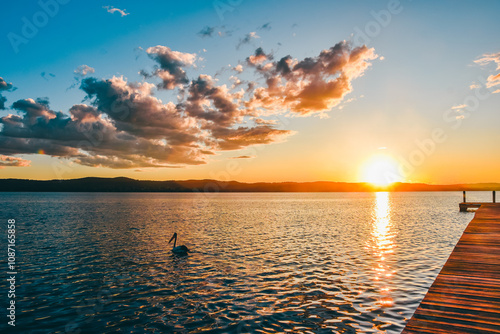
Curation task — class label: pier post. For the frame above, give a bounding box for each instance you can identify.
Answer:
[463,191,466,203]
[494,191,496,203]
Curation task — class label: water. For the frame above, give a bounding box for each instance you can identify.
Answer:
[0,191,485,333]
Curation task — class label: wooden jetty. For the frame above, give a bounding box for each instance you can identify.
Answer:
[402,201,500,333]
[459,191,496,212]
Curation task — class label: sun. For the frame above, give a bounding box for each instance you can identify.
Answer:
[361,155,402,187]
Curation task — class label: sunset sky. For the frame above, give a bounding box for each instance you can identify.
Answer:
[1,0,500,183]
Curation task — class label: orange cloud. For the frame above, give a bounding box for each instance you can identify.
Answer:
[474,51,500,88]
[244,41,378,115]
[0,155,30,168]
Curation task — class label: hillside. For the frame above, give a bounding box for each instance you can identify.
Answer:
[0,177,499,192]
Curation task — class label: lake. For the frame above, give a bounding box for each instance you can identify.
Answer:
[1,191,486,333]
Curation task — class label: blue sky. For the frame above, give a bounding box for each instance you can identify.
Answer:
[1,0,500,183]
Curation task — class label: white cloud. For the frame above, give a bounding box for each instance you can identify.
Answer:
[103,6,129,17]
[74,65,95,77]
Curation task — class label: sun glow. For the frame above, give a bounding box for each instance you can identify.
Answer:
[361,155,402,186]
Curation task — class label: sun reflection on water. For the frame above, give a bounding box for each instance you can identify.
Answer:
[370,192,395,307]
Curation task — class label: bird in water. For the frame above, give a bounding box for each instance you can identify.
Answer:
[169,232,189,254]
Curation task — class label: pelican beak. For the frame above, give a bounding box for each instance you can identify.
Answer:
[168,234,175,244]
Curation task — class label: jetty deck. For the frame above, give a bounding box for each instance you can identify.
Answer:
[459,190,496,212]
[402,203,500,333]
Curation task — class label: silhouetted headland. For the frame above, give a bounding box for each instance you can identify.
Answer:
[0,177,499,192]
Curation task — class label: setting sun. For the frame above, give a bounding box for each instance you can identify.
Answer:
[361,155,402,186]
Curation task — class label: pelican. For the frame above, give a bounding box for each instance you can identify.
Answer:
[169,233,189,254]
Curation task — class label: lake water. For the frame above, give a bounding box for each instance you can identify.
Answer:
[1,191,488,333]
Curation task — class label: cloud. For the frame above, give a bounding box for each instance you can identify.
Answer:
[254,118,277,125]
[74,65,95,77]
[230,155,255,159]
[233,64,244,73]
[229,75,242,89]
[143,46,196,89]
[209,125,293,150]
[474,52,500,70]
[217,28,234,37]
[103,6,129,17]
[197,25,234,38]
[474,51,500,88]
[0,92,207,168]
[0,155,31,168]
[182,74,245,127]
[1,98,97,156]
[0,72,291,168]
[0,77,13,91]
[247,47,271,65]
[0,77,14,110]
[0,40,376,169]
[198,26,215,38]
[451,104,467,110]
[487,73,500,88]
[80,77,198,143]
[258,22,271,31]
[67,65,95,90]
[244,41,378,115]
[237,32,259,49]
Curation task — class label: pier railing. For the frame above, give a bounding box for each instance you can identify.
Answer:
[460,190,497,212]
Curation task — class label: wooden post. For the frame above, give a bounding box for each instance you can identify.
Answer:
[463,191,466,203]
[494,191,496,203]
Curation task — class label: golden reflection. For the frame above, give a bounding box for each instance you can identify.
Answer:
[370,192,395,307]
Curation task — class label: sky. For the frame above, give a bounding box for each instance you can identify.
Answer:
[1,0,500,184]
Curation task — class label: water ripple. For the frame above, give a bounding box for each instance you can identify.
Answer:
[0,191,476,333]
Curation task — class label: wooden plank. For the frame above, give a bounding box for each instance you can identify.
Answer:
[402,203,500,333]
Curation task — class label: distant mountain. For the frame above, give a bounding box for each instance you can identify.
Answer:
[0,177,499,192]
